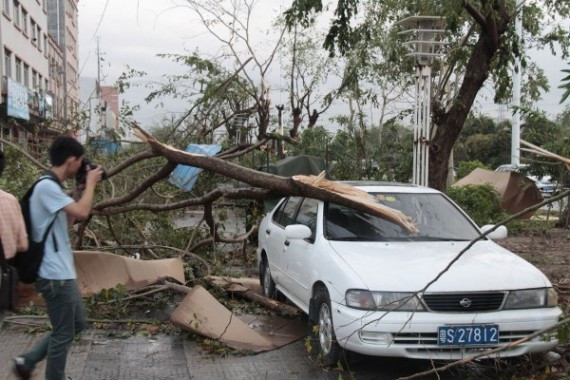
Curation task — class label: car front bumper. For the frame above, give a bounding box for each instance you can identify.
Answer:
[332,303,562,360]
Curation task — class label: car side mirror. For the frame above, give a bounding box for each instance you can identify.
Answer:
[285,224,312,240]
[480,224,508,241]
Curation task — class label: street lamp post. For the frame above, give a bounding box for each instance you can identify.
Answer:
[397,16,446,187]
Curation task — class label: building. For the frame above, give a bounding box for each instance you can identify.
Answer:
[101,85,118,130]
[79,78,120,143]
[0,0,51,148]
[0,0,79,150]
[46,0,79,127]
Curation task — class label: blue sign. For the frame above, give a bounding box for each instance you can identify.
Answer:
[169,144,223,192]
[7,79,30,120]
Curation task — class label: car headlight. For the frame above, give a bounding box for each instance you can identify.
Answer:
[504,288,558,309]
[345,289,425,311]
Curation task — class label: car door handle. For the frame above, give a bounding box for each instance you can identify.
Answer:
[284,240,290,246]
[266,229,271,235]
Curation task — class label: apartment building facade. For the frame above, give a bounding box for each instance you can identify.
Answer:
[0,0,79,149]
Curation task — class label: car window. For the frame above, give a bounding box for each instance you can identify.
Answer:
[272,198,288,224]
[276,196,303,227]
[325,193,481,242]
[295,198,318,241]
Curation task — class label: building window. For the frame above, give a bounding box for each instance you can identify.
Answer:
[38,74,42,90]
[21,8,27,35]
[31,69,37,88]
[3,0,10,17]
[4,49,12,78]
[23,63,29,87]
[30,19,36,43]
[14,57,21,82]
[43,33,48,57]
[13,0,19,28]
[37,27,42,50]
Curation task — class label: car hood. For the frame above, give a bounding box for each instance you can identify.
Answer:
[328,240,551,292]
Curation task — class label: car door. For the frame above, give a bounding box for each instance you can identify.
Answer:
[283,197,319,305]
[263,197,303,287]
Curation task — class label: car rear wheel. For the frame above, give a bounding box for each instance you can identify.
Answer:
[260,256,276,298]
[309,288,342,367]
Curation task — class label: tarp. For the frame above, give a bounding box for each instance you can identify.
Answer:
[258,155,327,211]
[171,285,306,352]
[259,155,327,177]
[169,144,223,192]
[453,168,543,219]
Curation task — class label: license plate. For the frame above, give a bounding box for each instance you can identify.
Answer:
[437,324,499,346]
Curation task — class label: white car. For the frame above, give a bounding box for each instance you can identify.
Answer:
[256,182,561,364]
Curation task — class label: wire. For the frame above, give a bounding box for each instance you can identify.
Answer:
[91,0,111,41]
[77,0,111,80]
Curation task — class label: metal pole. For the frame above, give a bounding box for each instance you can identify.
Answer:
[413,67,420,185]
[511,0,523,167]
[424,65,432,186]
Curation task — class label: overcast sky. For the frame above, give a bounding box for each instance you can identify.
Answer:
[78,1,569,131]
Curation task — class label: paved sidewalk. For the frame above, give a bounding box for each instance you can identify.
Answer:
[0,325,338,380]
[0,321,459,380]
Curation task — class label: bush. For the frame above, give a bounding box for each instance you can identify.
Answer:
[456,160,490,179]
[447,184,506,226]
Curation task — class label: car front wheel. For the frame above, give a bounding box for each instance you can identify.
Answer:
[260,256,276,298]
[309,288,342,367]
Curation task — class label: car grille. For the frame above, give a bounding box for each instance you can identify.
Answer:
[392,330,536,346]
[422,292,505,312]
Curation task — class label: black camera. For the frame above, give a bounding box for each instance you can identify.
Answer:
[75,158,107,186]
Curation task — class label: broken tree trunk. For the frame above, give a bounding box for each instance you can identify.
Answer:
[207,277,301,317]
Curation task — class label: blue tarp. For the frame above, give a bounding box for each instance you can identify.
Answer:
[168,144,222,192]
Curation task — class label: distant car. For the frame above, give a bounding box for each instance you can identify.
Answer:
[532,177,556,197]
[257,182,561,364]
[494,163,529,173]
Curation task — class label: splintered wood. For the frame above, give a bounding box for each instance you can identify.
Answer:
[292,172,418,234]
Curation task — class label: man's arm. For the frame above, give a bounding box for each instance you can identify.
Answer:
[64,166,103,220]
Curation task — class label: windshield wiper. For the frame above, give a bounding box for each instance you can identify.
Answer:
[327,236,385,241]
[413,236,470,241]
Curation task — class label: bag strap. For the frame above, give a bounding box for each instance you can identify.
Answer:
[41,213,58,244]
[28,173,62,247]
[0,237,7,268]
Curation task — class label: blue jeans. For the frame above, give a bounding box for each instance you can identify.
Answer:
[22,278,86,380]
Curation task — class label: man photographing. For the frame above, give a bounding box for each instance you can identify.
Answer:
[13,136,103,380]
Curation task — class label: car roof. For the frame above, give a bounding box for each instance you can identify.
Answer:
[341,181,442,194]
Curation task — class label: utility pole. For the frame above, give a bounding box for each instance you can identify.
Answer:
[95,37,102,139]
[511,0,523,167]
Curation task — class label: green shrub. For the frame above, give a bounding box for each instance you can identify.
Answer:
[447,184,506,226]
[456,160,491,179]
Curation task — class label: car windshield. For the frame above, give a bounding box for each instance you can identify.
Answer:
[324,193,481,242]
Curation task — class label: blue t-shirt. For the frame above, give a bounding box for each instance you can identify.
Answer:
[30,177,75,280]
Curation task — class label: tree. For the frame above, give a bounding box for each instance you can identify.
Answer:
[284,0,570,191]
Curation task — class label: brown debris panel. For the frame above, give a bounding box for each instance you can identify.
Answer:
[293,172,418,233]
[171,285,305,352]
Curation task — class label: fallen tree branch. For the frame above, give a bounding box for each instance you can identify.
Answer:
[398,316,570,380]
[132,124,418,232]
[93,187,273,215]
[2,315,163,324]
[207,277,301,317]
[0,137,49,171]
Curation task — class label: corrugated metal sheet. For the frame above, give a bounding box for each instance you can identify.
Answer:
[168,144,222,191]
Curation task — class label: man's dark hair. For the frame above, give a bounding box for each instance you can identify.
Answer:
[0,149,5,177]
[49,136,84,166]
